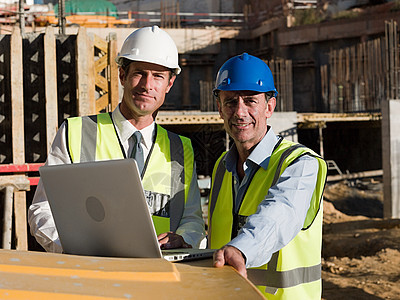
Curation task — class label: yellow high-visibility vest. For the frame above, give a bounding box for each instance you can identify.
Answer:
[67,113,194,235]
[209,138,327,299]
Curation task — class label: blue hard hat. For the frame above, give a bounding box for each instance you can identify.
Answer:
[214,53,277,96]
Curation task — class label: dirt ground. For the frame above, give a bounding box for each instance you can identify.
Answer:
[322,179,400,299]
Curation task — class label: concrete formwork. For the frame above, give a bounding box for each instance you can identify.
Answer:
[381,99,400,219]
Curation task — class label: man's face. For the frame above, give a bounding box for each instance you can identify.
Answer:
[119,61,175,118]
[217,90,276,150]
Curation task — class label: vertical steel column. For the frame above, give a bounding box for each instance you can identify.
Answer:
[58,0,66,35]
[19,0,25,35]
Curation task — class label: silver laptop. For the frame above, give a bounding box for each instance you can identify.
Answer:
[39,158,214,262]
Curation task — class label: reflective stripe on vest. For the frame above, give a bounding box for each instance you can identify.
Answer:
[66,113,194,233]
[208,139,327,297]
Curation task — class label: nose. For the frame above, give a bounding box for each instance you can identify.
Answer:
[233,98,248,117]
[140,74,154,91]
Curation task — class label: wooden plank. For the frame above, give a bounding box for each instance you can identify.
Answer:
[368,40,373,110]
[350,46,356,83]
[320,65,327,111]
[199,81,205,111]
[375,38,382,108]
[14,191,27,251]
[286,59,293,111]
[0,249,264,299]
[394,21,399,99]
[94,54,108,74]
[385,21,390,98]
[76,27,96,116]
[182,64,190,107]
[377,38,382,77]
[279,59,285,111]
[333,49,338,112]
[354,45,360,109]
[328,50,333,111]
[108,33,119,111]
[10,26,28,251]
[357,43,364,106]
[95,93,109,113]
[377,38,383,108]
[345,47,350,111]
[95,74,108,92]
[92,33,108,53]
[369,40,375,109]
[327,169,383,182]
[1,186,13,250]
[362,41,369,110]
[387,20,395,99]
[10,26,24,165]
[156,112,223,125]
[44,26,58,154]
[0,175,30,192]
[338,49,343,113]
[350,45,357,111]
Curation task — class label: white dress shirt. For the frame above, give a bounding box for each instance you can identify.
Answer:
[28,105,206,252]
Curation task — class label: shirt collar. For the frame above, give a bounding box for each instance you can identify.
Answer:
[112,105,155,150]
[247,127,279,170]
[224,126,279,173]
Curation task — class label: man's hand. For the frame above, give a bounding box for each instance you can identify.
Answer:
[213,245,247,278]
[157,232,192,249]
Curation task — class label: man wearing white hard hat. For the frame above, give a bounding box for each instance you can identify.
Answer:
[29,26,206,252]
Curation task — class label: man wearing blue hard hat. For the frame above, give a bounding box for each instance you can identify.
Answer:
[208,53,327,299]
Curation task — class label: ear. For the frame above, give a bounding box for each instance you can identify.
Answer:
[119,67,126,85]
[165,75,176,93]
[216,99,224,119]
[265,97,276,118]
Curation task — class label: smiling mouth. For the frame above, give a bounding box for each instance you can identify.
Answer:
[232,123,252,129]
[134,92,153,100]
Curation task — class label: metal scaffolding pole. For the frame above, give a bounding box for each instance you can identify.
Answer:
[19,0,25,35]
[58,0,66,35]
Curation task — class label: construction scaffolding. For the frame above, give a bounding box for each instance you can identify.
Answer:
[0,27,119,249]
[320,20,400,113]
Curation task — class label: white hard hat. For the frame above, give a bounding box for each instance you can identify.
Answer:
[116,25,181,75]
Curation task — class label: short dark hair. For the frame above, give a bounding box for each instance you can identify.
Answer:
[119,57,132,72]
[265,91,275,100]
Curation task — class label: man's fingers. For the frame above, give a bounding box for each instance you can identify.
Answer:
[213,249,225,268]
[157,232,171,246]
[157,232,190,249]
[233,262,247,278]
[213,246,247,278]
[157,232,170,241]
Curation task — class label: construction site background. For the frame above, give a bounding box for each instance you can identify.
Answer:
[1,1,400,298]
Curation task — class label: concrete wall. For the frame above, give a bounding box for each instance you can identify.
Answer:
[110,0,239,13]
[269,112,298,142]
[60,27,239,55]
[382,99,400,219]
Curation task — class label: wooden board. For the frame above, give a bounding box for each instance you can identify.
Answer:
[10,26,27,251]
[0,249,264,299]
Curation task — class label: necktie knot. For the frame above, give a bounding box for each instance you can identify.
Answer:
[131,131,144,175]
[132,131,142,145]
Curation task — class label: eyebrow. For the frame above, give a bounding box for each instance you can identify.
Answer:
[224,95,257,101]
